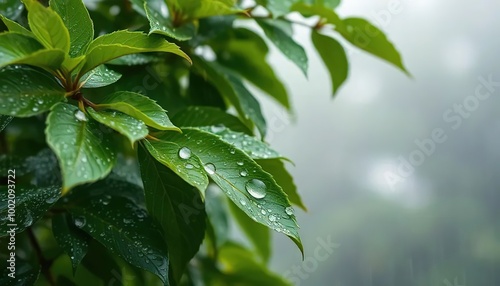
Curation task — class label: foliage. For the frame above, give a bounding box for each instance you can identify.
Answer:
[0,0,407,285]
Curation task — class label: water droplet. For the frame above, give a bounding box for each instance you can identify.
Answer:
[239,170,248,177]
[74,110,88,122]
[45,196,58,204]
[245,179,267,199]
[204,163,216,175]
[240,199,247,206]
[269,214,277,222]
[74,216,86,228]
[185,163,194,169]
[285,207,294,216]
[237,161,244,166]
[210,124,225,133]
[123,218,132,224]
[178,147,191,159]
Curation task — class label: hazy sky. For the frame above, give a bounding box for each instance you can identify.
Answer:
[259,0,500,283]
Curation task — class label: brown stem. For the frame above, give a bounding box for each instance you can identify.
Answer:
[27,227,55,286]
[82,97,97,109]
[145,134,160,141]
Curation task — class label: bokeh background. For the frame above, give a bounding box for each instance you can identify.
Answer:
[250,0,500,285]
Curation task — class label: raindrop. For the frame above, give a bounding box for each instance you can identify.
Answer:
[123,218,132,224]
[269,214,277,222]
[240,199,247,206]
[204,163,216,175]
[239,170,248,177]
[74,216,86,228]
[210,124,225,133]
[74,110,88,122]
[185,163,194,169]
[237,161,244,166]
[178,147,191,159]
[245,179,267,199]
[285,207,294,216]
[45,196,58,204]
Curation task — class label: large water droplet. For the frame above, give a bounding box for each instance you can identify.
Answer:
[74,110,88,122]
[74,216,86,228]
[285,206,294,216]
[204,163,216,174]
[178,147,191,159]
[245,179,267,199]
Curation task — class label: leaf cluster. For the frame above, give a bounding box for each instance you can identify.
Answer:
[0,0,407,285]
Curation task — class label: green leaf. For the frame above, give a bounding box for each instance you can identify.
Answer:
[0,66,66,117]
[87,107,148,145]
[0,14,33,36]
[95,91,179,131]
[80,64,122,88]
[81,30,191,75]
[339,18,409,74]
[45,103,117,193]
[107,53,159,66]
[142,139,208,192]
[299,0,341,10]
[24,0,71,53]
[0,0,23,20]
[172,106,253,135]
[256,159,306,211]
[50,0,94,57]
[228,201,271,262]
[0,185,60,235]
[0,32,65,71]
[215,28,290,109]
[194,58,266,137]
[256,19,308,76]
[186,72,227,109]
[67,195,170,285]
[145,0,195,41]
[205,186,230,248]
[218,243,291,285]
[175,0,241,19]
[198,126,284,160]
[311,31,348,95]
[139,148,206,283]
[291,3,343,27]
[155,128,303,253]
[52,213,90,273]
[0,115,12,132]
[256,0,294,17]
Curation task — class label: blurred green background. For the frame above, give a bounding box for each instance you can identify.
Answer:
[252,0,500,285]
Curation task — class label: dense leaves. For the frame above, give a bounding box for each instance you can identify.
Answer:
[0,0,409,284]
[151,128,303,253]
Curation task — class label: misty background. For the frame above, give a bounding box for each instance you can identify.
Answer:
[250,0,500,285]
